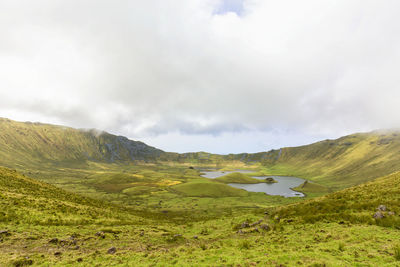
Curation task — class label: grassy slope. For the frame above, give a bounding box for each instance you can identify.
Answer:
[0,118,243,168]
[3,118,400,265]
[0,167,185,266]
[0,118,164,169]
[4,117,400,192]
[242,131,400,190]
[273,171,400,227]
[2,167,400,266]
[293,180,331,194]
[0,167,139,225]
[13,162,303,225]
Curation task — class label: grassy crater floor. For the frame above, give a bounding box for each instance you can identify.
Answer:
[2,166,400,266]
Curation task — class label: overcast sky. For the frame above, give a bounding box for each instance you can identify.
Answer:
[1,0,400,154]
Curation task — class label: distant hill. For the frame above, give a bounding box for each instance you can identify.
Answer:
[0,118,165,168]
[0,118,231,167]
[234,130,400,190]
[2,118,400,190]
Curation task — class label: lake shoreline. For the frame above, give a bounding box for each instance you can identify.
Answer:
[200,170,305,198]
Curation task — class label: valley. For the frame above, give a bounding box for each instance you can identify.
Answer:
[2,1,399,266]
[1,118,400,266]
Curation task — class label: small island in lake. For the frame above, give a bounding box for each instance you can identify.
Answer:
[265,177,278,183]
[213,172,278,184]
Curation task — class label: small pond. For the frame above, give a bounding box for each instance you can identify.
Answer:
[201,170,305,197]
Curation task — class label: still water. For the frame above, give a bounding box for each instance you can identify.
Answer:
[201,170,305,197]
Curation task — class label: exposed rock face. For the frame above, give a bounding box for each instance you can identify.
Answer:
[240,222,250,228]
[373,211,384,219]
[237,222,270,234]
[260,224,270,231]
[107,247,117,254]
[0,119,167,164]
[250,220,263,227]
[377,205,387,211]
[99,133,164,162]
[373,205,393,219]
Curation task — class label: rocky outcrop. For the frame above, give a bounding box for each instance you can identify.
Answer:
[373,211,384,219]
[373,205,395,219]
[107,247,117,254]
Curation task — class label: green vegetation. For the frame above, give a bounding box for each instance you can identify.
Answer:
[3,167,400,266]
[0,167,138,226]
[172,180,249,197]
[264,177,277,183]
[3,118,400,193]
[273,171,400,227]
[245,131,400,190]
[395,245,400,261]
[0,118,164,167]
[293,180,331,194]
[3,118,400,265]
[214,172,267,184]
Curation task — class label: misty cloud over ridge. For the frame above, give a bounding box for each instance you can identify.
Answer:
[0,0,400,153]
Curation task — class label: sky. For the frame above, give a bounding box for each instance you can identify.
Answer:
[1,0,400,154]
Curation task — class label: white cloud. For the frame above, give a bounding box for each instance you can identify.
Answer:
[0,0,400,153]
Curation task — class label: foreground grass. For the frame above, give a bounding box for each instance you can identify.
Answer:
[2,222,400,266]
[2,166,400,266]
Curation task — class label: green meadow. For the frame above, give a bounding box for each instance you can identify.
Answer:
[2,119,400,266]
